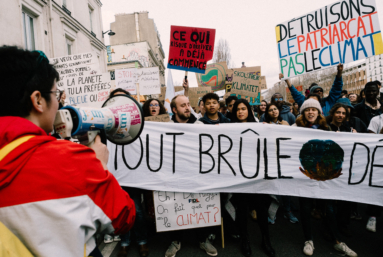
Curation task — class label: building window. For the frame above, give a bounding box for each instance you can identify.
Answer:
[89,7,94,32]
[22,11,35,51]
[66,38,73,55]
[63,0,67,7]
[369,65,371,70]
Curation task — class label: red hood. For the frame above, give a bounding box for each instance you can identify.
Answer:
[0,117,56,190]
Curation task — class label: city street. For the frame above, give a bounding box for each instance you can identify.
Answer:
[98,201,382,257]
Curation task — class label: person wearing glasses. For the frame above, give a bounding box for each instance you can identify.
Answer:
[260,93,296,125]
[279,63,344,116]
[0,46,136,257]
[142,98,167,117]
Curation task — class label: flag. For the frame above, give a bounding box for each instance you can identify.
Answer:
[164,69,175,116]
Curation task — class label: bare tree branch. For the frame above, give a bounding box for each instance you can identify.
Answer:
[213,39,232,68]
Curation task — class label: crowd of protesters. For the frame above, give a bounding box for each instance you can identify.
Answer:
[1,47,383,257]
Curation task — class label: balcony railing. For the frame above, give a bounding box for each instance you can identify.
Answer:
[62,5,71,16]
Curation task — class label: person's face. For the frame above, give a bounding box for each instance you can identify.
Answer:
[273,94,283,107]
[313,88,323,98]
[294,103,298,109]
[349,94,357,102]
[220,106,227,115]
[205,99,219,115]
[42,81,59,133]
[174,96,191,121]
[304,107,319,123]
[236,103,249,122]
[365,86,378,102]
[61,91,66,101]
[268,105,279,119]
[333,107,347,124]
[199,101,205,115]
[290,106,293,113]
[227,100,236,113]
[259,101,266,112]
[361,91,365,99]
[149,100,160,116]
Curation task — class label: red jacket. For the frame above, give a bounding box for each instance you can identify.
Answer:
[0,117,135,257]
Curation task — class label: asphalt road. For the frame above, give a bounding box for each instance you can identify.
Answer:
[98,199,382,257]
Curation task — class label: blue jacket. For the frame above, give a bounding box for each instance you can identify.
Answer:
[199,112,231,124]
[290,76,343,116]
[260,105,296,125]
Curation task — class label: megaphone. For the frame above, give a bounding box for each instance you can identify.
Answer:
[54,94,144,145]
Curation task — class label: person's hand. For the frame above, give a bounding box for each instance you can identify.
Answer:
[279,73,284,80]
[183,79,189,90]
[352,129,357,133]
[337,63,343,77]
[89,135,109,169]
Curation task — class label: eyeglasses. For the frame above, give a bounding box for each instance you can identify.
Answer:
[274,98,283,101]
[314,89,323,93]
[150,104,159,107]
[42,89,61,101]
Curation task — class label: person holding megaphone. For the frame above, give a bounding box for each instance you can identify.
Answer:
[0,46,136,257]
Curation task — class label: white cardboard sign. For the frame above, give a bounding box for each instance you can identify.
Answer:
[115,68,137,94]
[137,67,161,95]
[153,191,221,232]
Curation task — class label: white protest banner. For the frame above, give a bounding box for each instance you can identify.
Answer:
[276,0,383,78]
[153,192,221,232]
[64,73,111,108]
[136,67,161,95]
[50,52,100,89]
[115,68,137,94]
[108,122,383,207]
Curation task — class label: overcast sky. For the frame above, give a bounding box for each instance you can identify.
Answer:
[101,0,383,89]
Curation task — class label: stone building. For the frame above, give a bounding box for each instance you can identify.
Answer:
[367,54,383,84]
[1,0,107,71]
[106,12,166,88]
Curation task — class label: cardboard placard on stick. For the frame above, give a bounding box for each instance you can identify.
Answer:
[188,87,212,108]
[231,70,261,98]
[174,86,184,92]
[158,87,166,102]
[145,114,171,122]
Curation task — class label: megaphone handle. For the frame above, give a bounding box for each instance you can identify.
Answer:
[99,129,107,145]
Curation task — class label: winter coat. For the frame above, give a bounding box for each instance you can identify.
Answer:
[260,105,296,125]
[353,100,383,127]
[170,113,203,124]
[199,112,231,124]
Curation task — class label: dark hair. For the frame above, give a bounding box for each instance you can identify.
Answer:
[225,95,238,105]
[306,93,321,102]
[326,103,350,124]
[309,83,318,90]
[373,80,382,86]
[110,88,131,97]
[202,92,219,104]
[264,103,283,123]
[0,46,59,117]
[257,99,267,118]
[219,100,226,108]
[341,90,348,95]
[365,81,379,90]
[292,101,299,116]
[231,99,256,123]
[359,88,365,100]
[142,98,166,117]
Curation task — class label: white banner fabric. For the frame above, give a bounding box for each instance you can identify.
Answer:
[107,122,383,207]
[153,192,221,232]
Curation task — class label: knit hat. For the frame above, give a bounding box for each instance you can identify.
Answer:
[310,85,323,94]
[336,98,354,109]
[300,98,323,114]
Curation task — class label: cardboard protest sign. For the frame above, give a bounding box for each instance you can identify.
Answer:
[188,87,212,108]
[108,122,383,207]
[286,85,303,103]
[231,70,261,103]
[196,62,228,91]
[153,191,221,232]
[167,26,216,74]
[115,68,137,94]
[260,76,267,90]
[174,86,184,92]
[64,73,111,108]
[158,87,166,102]
[136,67,161,95]
[276,0,383,78]
[50,52,100,89]
[144,114,171,122]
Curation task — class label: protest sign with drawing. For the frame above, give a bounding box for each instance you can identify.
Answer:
[64,72,111,108]
[136,67,161,95]
[153,191,221,232]
[145,114,171,123]
[49,52,100,89]
[115,68,137,94]
[167,26,216,74]
[276,0,383,78]
[196,62,228,91]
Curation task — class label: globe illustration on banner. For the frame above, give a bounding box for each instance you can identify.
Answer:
[197,63,227,91]
[299,139,344,181]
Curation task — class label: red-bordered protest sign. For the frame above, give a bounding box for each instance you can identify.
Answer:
[167,25,216,74]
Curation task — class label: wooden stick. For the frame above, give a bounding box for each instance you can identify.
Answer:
[184,71,188,81]
[221,217,224,248]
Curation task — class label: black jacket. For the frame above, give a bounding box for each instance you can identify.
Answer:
[346,116,367,133]
[199,112,231,124]
[328,122,351,132]
[353,100,382,127]
[171,113,198,124]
